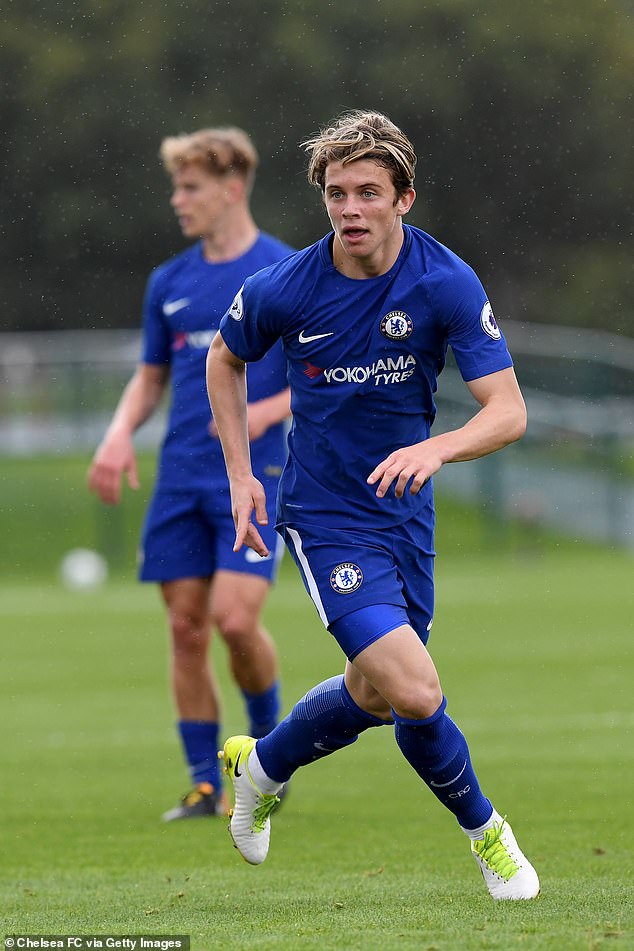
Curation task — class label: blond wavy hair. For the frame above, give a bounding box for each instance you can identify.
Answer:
[160,127,259,189]
[303,111,416,196]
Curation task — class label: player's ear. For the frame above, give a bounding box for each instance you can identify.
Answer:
[396,188,416,217]
[226,174,245,203]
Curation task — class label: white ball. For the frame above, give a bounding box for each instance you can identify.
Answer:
[60,548,108,591]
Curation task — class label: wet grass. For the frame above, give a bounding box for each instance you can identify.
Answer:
[1,539,632,949]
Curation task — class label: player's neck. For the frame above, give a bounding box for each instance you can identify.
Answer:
[332,228,404,279]
[201,212,259,263]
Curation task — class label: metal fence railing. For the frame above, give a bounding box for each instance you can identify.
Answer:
[1,324,633,550]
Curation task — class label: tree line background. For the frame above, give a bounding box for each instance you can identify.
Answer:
[2,0,632,335]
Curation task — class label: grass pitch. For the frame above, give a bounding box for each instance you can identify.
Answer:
[1,546,632,950]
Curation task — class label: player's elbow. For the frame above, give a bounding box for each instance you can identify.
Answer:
[207,329,225,364]
[506,399,527,444]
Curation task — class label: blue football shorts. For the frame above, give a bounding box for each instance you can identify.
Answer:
[281,502,435,660]
[139,482,283,583]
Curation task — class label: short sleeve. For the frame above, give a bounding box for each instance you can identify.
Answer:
[141,268,172,366]
[432,262,513,382]
[219,272,281,363]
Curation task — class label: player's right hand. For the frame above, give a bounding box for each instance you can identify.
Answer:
[87,432,139,505]
[231,475,269,556]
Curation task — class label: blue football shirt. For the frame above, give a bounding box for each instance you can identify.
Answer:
[142,233,293,491]
[219,225,513,529]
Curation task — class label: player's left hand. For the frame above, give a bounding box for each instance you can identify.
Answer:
[367,442,444,499]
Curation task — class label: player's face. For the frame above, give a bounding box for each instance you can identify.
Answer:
[169,164,232,239]
[323,159,415,276]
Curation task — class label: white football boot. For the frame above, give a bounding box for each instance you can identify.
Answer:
[469,814,540,900]
[219,735,281,866]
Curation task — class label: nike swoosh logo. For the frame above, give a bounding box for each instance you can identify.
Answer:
[430,760,467,788]
[245,548,273,563]
[234,751,242,778]
[298,330,335,344]
[163,297,191,316]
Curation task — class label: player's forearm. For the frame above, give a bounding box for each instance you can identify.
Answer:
[106,366,166,438]
[432,366,527,465]
[433,394,527,465]
[206,340,253,480]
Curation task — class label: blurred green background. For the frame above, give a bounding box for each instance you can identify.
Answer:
[2,0,632,335]
[0,451,618,584]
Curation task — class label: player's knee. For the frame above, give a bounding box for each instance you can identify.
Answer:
[348,680,392,720]
[361,695,392,719]
[391,682,443,720]
[169,610,209,656]
[216,610,256,651]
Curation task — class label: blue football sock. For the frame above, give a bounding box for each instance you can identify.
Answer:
[242,681,281,739]
[178,720,221,788]
[256,675,388,783]
[393,697,493,829]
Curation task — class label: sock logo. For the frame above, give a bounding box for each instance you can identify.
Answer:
[449,785,471,799]
[430,759,467,788]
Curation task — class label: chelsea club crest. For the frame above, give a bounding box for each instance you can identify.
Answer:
[330,563,364,594]
[380,311,413,340]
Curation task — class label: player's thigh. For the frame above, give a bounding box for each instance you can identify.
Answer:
[350,624,442,716]
[209,569,271,631]
[160,576,212,617]
[140,488,216,582]
[206,504,280,631]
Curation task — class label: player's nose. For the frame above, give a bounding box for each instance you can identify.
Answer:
[342,200,361,217]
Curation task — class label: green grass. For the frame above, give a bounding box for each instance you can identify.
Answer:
[1,545,633,949]
[1,453,632,948]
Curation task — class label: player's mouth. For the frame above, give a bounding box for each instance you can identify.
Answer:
[177,216,197,234]
[341,226,368,243]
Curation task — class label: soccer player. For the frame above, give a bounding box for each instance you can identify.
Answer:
[88,127,293,821]
[206,111,541,900]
